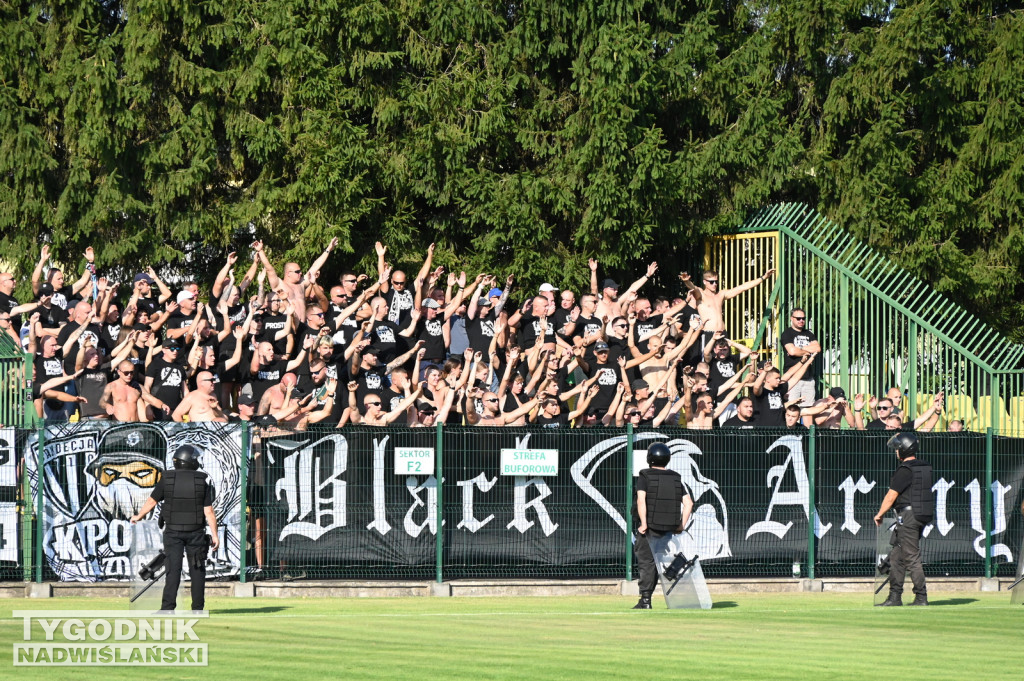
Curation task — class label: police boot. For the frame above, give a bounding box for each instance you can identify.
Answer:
[875,594,903,607]
[632,594,652,610]
[909,595,928,606]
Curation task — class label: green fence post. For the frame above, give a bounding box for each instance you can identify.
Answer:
[908,320,917,418]
[239,421,249,584]
[624,424,634,582]
[21,429,32,582]
[435,421,444,584]
[839,275,850,404]
[984,426,993,579]
[807,425,816,580]
[23,352,35,427]
[35,426,44,583]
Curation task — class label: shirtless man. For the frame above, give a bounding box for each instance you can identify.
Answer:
[253,237,337,324]
[680,268,775,334]
[590,259,658,321]
[100,360,149,422]
[171,371,228,423]
[466,387,540,426]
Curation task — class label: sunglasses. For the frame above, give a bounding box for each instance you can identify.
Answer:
[118,370,133,375]
[793,316,805,320]
[626,411,641,417]
[878,405,893,411]
[484,398,499,403]
[365,400,382,407]
[310,313,324,318]
[391,280,406,286]
[705,279,718,284]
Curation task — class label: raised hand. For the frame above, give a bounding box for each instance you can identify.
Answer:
[646,261,658,278]
[227,251,238,266]
[84,246,95,263]
[588,258,598,272]
[375,241,387,257]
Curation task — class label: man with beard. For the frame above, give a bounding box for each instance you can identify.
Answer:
[131,444,219,612]
[87,424,167,520]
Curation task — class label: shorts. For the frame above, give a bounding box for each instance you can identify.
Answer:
[788,379,816,407]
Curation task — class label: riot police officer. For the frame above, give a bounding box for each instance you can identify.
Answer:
[131,445,219,612]
[874,432,933,606]
[631,442,693,609]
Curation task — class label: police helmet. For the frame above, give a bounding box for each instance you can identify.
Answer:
[886,432,919,459]
[646,442,672,467]
[172,444,202,470]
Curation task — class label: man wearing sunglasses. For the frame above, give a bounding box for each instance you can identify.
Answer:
[781,308,821,408]
[691,268,775,346]
[100,359,149,422]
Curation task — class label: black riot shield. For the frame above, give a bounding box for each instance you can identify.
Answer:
[130,520,178,612]
[649,531,712,610]
[874,516,897,605]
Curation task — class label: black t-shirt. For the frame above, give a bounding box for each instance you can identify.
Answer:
[355,364,390,405]
[251,358,288,405]
[0,291,22,329]
[867,418,914,431]
[36,303,68,331]
[34,352,65,400]
[721,415,755,429]
[781,327,818,377]
[101,320,123,349]
[572,314,605,365]
[889,465,913,495]
[145,355,189,410]
[466,307,498,355]
[708,353,741,397]
[259,314,290,354]
[550,307,574,343]
[536,412,569,428]
[76,366,111,417]
[369,319,402,364]
[633,314,663,354]
[135,295,161,318]
[165,310,198,335]
[416,315,448,361]
[518,311,556,348]
[56,322,108,374]
[49,284,76,311]
[752,381,789,426]
[586,361,620,414]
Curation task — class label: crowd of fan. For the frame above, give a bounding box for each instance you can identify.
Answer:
[0,240,951,432]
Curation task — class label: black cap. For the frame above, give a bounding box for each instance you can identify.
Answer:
[594,341,609,352]
[631,379,650,392]
[87,424,167,474]
[37,282,54,298]
[362,345,381,356]
[162,338,181,349]
[601,278,619,290]
[829,387,847,400]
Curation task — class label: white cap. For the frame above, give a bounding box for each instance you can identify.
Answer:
[539,283,557,293]
[176,290,195,304]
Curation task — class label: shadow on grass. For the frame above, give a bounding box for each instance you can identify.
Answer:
[213,606,292,614]
[711,601,739,609]
[926,598,977,607]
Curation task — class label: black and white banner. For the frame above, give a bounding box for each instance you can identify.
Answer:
[0,427,17,564]
[25,422,243,582]
[261,428,1024,578]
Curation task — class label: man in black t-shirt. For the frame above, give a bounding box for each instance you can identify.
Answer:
[34,283,68,335]
[144,339,189,419]
[780,308,821,407]
[414,298,449,363]
[721,397,756,428]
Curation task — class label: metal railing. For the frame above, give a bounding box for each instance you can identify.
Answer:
[705,203,1024,434]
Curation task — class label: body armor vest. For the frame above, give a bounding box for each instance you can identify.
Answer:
[638,468,685,533]
[161,469,208,531]
[896,458,934,524]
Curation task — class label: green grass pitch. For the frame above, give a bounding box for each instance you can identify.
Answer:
[0,592,1019,680]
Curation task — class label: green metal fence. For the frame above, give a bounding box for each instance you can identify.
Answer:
[0,333,32,429]
[7,423,1023,584]
[707,203,1024,434]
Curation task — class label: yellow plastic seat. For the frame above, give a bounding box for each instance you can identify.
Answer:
[942,394,977,432]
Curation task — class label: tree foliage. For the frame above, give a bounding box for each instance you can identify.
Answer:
[1,1,1022,336]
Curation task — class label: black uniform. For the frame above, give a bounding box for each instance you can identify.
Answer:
[149,469,215,611]
[632,467,692,598]
[885,457,934,602]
